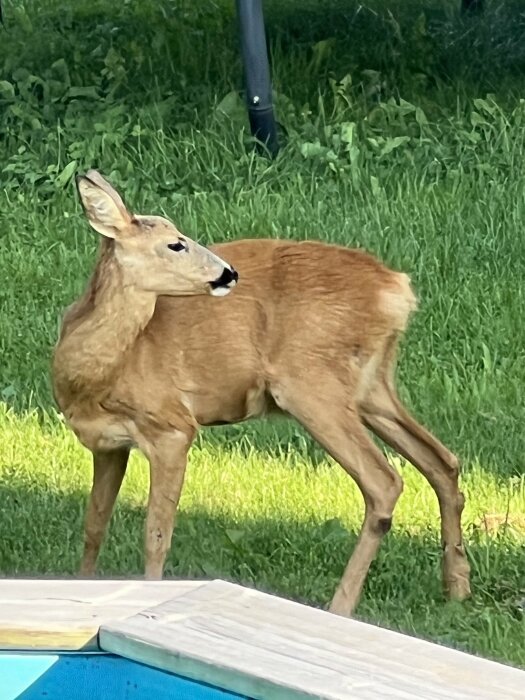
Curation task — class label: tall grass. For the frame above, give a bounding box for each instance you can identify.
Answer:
[0,0,524,667]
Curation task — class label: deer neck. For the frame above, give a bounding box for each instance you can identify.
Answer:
[54,239,156,397]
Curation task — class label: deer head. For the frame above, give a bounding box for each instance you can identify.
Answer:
[76,170,238,298]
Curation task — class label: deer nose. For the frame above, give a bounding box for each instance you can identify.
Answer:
[210,266,238,290]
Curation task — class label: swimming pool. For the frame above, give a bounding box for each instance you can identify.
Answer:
[2,652,246,700]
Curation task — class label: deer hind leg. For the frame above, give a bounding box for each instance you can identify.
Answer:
[80,448,129,576]
[140,428,195,580]
[271,377,403,618]
[361,366,471,602]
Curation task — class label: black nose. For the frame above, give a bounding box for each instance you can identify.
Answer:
[210,266,238,289]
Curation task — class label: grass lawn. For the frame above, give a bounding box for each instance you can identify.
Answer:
[1,0,525,669]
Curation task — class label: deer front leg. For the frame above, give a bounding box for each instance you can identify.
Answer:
[80,448,129,576]
[141,429,195,580]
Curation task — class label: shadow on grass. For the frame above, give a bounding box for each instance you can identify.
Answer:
[2,0,524,101]
[0,480,523,668]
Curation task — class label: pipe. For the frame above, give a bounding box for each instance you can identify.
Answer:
[236,0,279,157]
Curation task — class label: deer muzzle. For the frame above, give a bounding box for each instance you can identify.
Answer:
[209,265,239,297]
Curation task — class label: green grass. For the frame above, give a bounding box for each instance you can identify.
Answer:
[1,405,524,666]
[1,0,525,669]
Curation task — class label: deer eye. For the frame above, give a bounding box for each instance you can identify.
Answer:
[167,241,186,252]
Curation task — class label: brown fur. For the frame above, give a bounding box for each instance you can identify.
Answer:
[53,173,471,617]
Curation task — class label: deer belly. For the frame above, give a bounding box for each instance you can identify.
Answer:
[193,382,269,427]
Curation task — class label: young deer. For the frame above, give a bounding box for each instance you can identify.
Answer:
[52,170,471,616]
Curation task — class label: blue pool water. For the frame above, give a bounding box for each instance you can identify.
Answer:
[1,653,248,700]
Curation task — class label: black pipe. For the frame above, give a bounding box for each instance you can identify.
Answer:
[236,0,279,157]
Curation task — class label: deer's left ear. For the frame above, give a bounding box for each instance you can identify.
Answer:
[76,170,132,239]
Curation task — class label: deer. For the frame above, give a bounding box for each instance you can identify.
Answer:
[52,170,471,617]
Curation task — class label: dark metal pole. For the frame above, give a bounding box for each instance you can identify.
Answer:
[236,0,279,157]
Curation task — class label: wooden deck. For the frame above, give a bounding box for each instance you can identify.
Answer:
[1,578,524,699]
[0,578,200,650]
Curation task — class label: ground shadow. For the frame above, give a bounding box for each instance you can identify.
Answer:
[1,1,523,106]
[0,481,523,668]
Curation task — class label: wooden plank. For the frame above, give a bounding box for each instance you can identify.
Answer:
[0,578,204,651]
[100,579,525,700]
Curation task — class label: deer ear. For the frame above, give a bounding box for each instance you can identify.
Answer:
[76,171,132,239]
